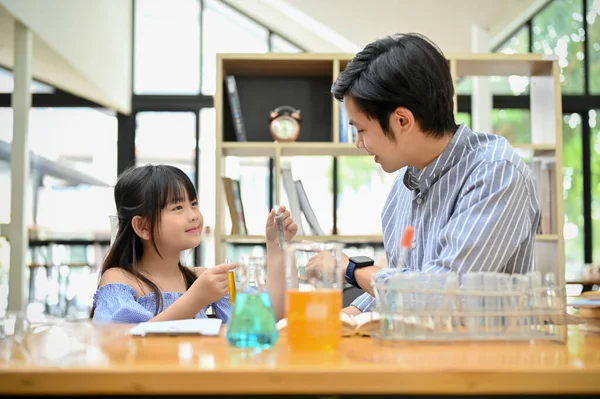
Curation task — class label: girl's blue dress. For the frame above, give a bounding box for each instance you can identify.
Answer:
[91,282,233,324]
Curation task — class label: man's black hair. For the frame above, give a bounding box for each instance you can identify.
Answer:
[331,33,457,139]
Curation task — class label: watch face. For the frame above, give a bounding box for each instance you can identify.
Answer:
[272,116,297,139]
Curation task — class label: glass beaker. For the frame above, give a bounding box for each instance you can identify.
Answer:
[225,255,278,349]
[284,242,344,351]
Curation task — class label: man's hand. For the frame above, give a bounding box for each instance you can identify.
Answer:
[305,242,349,278]
[341,305,362,316]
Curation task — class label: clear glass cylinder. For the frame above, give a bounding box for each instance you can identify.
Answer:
[284,241,344,351]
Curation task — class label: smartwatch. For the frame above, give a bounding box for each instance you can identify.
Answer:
[345,256,374,288]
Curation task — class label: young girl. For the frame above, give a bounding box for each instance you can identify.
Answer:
[91,164,297,324]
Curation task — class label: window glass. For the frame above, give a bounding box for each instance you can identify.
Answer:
[588,110,600,262]
[135,112,197,179]
[0,107,118,234]
[587,0,600,93]
[0,67,54,93]
[562,113,584,270]
[270,34,302,53]
[134,0,201,94]
[456,26,530,96]
[201,0,268,95]
[492,109,531,144]
[532,0,585,94]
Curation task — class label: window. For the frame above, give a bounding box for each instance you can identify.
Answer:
[563,113,584,269]
[0,67,54,93]
[455,112,471,127]
[134,0,201,94]
[201,0,269,95]
[270,34,302,53]
[532,0,585,94]
[198,108,215,267]
[336,156,396,235]
[587,0,600,93]
[492,109,531,144]
[0,107,118,232]
[135,112,197,178]
[589,110,600,262]
[491,26,531,95]
[457,27,530,96]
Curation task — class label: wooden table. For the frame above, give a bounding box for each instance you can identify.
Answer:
[1,322,599,396]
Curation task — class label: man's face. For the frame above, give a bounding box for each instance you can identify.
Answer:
[344,96,408,173]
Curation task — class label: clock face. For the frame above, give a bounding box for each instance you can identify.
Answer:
[272,117,297,139]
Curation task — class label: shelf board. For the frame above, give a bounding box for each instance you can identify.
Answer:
[221,142,276,157]
[219,53,335,76]
[341,53,555,77]
[513,143,556,156]
[222,234,383,244]
[536,234,559,241]
[221,142,369,157]
[222,142,556,158]
[451,53,555,77]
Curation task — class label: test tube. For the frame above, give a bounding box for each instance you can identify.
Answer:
[225,258,236,304]
[274,206,285,248]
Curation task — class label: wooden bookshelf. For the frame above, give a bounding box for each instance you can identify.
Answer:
[214,53,564,283]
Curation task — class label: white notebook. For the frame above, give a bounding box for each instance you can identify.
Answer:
[128,318,222,336]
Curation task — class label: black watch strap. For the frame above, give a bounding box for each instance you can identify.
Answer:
[345,260,359,288]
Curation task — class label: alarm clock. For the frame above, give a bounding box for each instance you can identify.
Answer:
[269,105,301,142]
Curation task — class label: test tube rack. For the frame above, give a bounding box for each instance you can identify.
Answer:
[371,271,568,343]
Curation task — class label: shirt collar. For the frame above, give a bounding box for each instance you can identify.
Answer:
[403,123,471,192]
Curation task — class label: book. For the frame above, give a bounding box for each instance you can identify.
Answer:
[275,311,381,337]
[295,180,324,235]
[222,177,247,235]
[571,291,600,319]
[128,319,223,336]
[281,164,305,235]
[224,75,247,142]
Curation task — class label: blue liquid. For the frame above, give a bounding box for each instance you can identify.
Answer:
[226,292,279,349]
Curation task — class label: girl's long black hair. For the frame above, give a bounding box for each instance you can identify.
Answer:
[90,164,198,318]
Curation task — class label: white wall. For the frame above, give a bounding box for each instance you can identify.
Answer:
[0,0,132,114]
[225,0,549,53]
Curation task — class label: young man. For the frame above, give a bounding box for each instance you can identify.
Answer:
[307,33,541,315]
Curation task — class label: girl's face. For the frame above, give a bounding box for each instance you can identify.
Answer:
[156,194,203,253]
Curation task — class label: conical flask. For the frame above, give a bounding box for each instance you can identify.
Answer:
[226,255,278,349]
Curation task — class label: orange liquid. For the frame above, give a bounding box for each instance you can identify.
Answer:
[286,289,342,351]
[227,271,236,304]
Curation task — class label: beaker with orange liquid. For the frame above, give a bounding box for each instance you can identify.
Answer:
[284,242,344,351]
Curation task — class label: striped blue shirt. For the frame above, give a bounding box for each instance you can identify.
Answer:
[351,123,541,312]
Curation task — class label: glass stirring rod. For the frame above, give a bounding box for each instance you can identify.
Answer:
[274,206,285,248]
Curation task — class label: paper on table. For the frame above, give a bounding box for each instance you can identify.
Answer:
[128,318,223,336]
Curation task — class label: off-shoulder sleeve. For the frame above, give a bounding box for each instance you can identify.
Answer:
[211,292,234,324]
[92,283,153,324]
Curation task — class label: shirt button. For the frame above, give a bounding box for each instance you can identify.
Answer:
[416,197,423,204]
[412,241,417,249]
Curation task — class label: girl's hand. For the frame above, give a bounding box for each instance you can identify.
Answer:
[191,262,236,303]
[265,205,298,246]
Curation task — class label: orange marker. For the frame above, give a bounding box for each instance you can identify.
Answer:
[397,226,415,269]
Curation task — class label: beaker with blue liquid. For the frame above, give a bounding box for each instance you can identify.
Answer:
[225,255,279,349]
